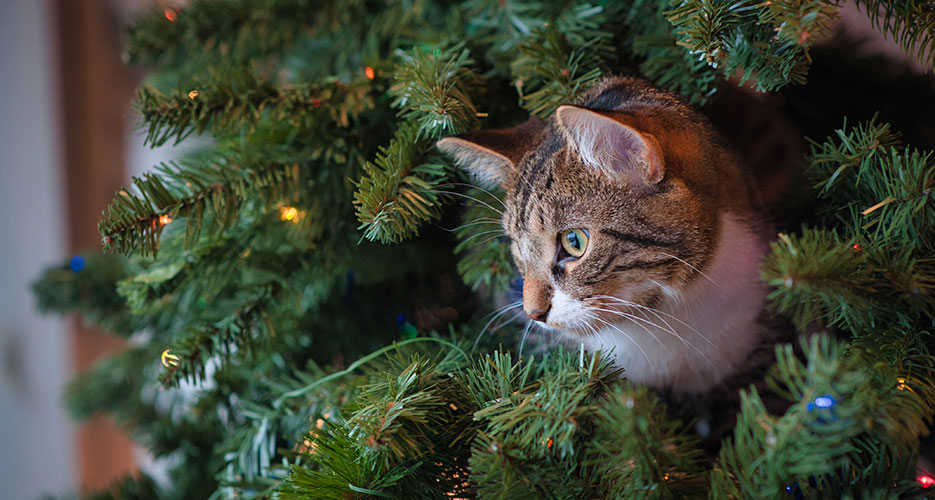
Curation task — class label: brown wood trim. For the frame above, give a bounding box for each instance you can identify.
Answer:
[53,0,142,493]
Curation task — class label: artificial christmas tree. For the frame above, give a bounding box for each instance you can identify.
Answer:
[34,1,935,498]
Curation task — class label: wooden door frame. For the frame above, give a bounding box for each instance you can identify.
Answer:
[53,0,143,492]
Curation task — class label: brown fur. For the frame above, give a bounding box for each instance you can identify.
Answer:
[440,77,764,332]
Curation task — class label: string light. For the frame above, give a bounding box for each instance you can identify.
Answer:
[161,349,180,367]
[164,9,178,22]
[300,438,317,455]
[159,214,173,225]
[896,377,914,392]
[70,255,86,272]
[279,206,298,222]
[919,473,935,488]
[807,395,834,413]
[813,396,834,408]
[365,66,375,79]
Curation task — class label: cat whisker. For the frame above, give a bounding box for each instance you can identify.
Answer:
[473,300,523,352]
[587,295,718,350]
[456,228,508,247]
[656,251,724,290]
[587,303,714,368]
[475,233,510,247]
[518,320,534,359]
[435,190,504,216]
[586,295,680,338]
[437,182,507,209]
[586,305,668,349]
[588,314,654,370]
[435,217,502,233]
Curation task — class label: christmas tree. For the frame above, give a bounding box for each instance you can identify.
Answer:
[33,1,935,498]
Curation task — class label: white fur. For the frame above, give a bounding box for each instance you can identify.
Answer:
[546,214,770,393]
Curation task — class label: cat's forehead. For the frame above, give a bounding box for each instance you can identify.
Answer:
[505,139,620,230]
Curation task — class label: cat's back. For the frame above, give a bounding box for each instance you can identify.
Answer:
[575,76,695,120]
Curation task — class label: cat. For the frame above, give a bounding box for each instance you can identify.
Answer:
[437,77,781,394]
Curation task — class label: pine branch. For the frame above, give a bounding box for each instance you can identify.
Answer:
[125,0,322,70]
[585,385,707,499]
[139,70,375,147]
[856,0,935,72]
[512,23,605,117]
[806,116,934,251]
[806,116,902,198]
[623,0,720,105]
[467,348,621,498]
[158,282,278,386]
[452,186,515,296]
[713,334,934,497]
[353,122,450,244]
[667,0,837,91]
[390,42,480,139]
[760,228,914,331]
[99,155,299,257]
[274,422,423,500]
[32,253,139,336]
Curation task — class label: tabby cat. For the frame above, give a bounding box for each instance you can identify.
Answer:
[438,77,777,394]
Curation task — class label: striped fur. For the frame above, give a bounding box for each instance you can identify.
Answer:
[438,77,775,393]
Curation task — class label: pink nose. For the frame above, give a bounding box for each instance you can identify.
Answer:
[525,307,549,322]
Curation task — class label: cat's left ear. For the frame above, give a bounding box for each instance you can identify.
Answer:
[555,105,664,185]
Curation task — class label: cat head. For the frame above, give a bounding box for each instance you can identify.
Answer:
[437,78,756,335]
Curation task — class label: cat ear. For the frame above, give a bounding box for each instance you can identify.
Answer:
[436,116,545,189]
[555,105,664,184]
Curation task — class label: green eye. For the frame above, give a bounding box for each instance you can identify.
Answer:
[560,228,589,258]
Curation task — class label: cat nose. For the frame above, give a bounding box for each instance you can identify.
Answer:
[525,306,550,322]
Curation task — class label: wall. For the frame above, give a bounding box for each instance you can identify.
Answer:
[0,1,75,499]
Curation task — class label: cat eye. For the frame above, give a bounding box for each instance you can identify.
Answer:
[559,228,589,258]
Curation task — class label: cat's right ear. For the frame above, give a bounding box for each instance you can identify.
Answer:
[436,117,545,189]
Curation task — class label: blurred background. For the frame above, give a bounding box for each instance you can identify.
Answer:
[0,1,925,499]
[1,1,184,498]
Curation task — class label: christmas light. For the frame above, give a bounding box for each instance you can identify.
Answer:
[814,396,834,408]
[852,243,860,252]
[70,255,86,272]
[161,349,180,367]
[365,66,375,79]
[188,90,199,99]
[164,9,178,22]
[279,206,298,221]
[159,214,172,225]
[807,394,836,413]
[897,377,908,390]
[919,473,935,488]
